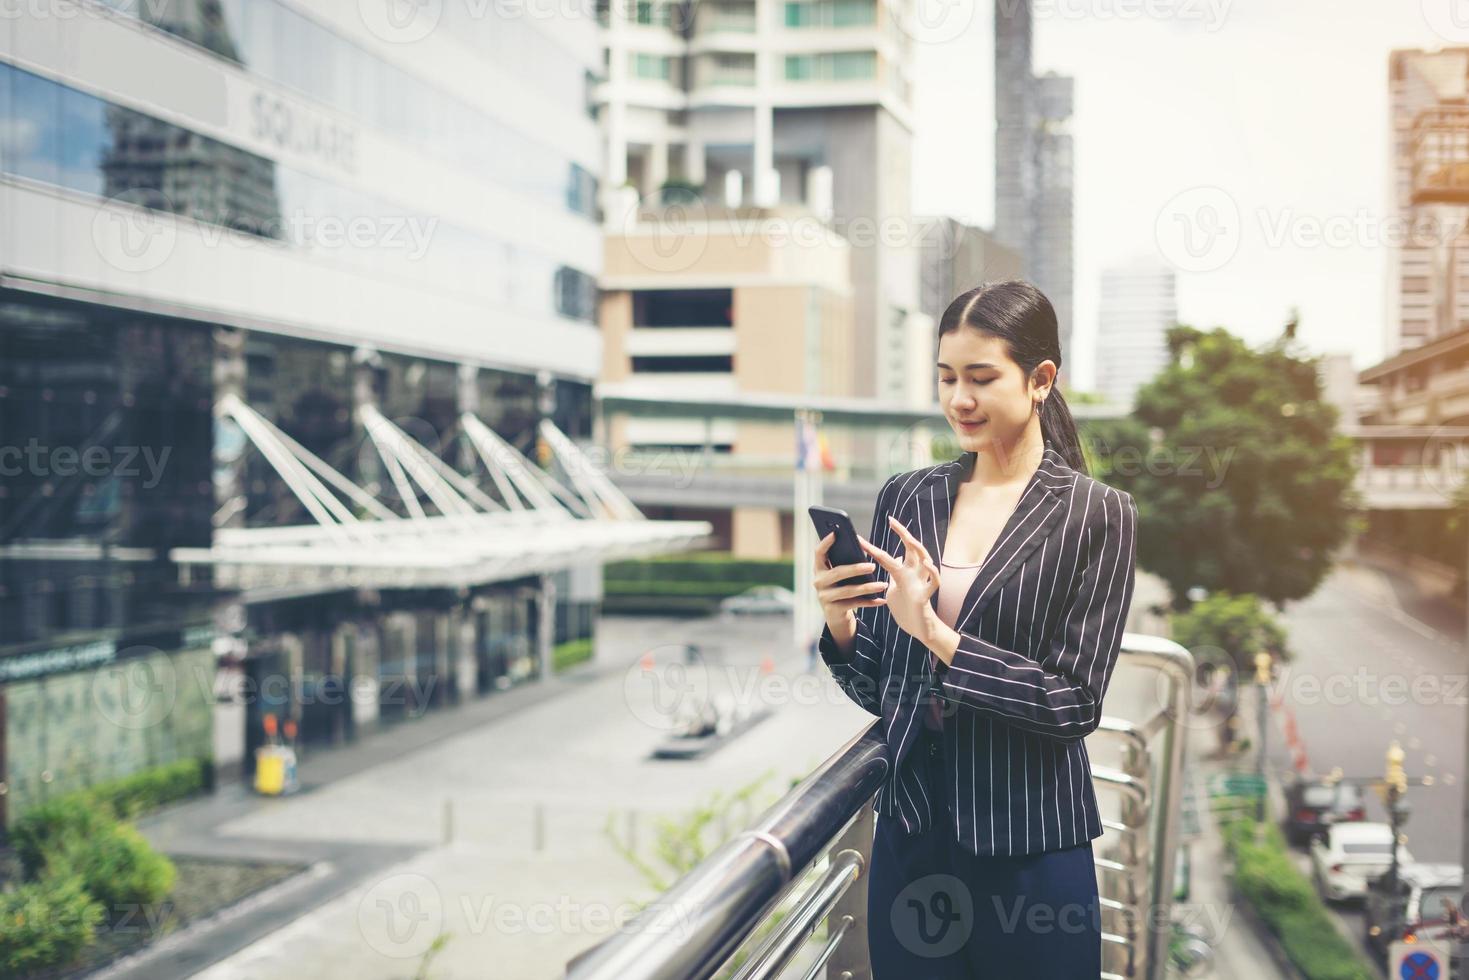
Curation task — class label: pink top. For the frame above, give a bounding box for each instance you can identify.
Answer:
[924,558,984,730]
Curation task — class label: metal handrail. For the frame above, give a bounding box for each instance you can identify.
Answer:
[1110,634,1195,978]
[566,635,1194,980]
[728,848,863,980]
[567,722,887,980]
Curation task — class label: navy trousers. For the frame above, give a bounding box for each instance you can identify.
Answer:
[866,724,1102,979]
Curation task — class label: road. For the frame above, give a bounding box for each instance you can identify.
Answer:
[1263,557,1467,964]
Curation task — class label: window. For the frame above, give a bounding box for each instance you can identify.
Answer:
[94,0,589,216]
[702,1,756,31]
[555,267,600,324]
[567,163,600,220]
[701,52,756,87]
[784,51,876,82]
[632,53,673,81]
[632,289,733,327]
[631,356,734,373]
[785,0,876,27]
[0,62,586,323]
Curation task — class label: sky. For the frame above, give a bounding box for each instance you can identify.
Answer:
[911,0,1457,392]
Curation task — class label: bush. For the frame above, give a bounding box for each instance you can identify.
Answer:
[12,772,181,923]
[0,874,104,976]
[1221,813,1372,980]
[87,758,209,820]
[605,554,793,592]
[553,637,594,672]
[47,822,177,913]
[1275,907,1373,980]
[1232,836,1315,920]
[11,797,113,880]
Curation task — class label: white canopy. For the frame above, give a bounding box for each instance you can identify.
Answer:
[170,395,711,598]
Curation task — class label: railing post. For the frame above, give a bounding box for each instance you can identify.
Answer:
[825,804,874,980]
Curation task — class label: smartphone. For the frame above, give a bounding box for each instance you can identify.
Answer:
[809,505,876,586]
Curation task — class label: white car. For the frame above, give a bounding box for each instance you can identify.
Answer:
[1310,822,1414,904]
[718,585,796,616]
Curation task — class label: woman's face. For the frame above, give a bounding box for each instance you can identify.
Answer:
[937,328,1054,454]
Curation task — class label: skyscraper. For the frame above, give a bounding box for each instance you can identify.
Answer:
[1096,259,1177,409]
[995,1,1076,383]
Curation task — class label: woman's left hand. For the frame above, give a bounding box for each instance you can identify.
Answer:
[858,515,941,645]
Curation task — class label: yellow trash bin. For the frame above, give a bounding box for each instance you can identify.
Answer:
[254,746,286,795]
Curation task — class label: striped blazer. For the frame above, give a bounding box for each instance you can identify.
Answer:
[819,442,1138,857]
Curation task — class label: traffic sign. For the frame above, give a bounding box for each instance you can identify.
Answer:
[1391,937,1452,980]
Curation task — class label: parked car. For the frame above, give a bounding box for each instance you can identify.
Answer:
[1310,822,1413,904]
[719,585,796,616]
[1283,775,1366,846]
[1364,862,1463,961]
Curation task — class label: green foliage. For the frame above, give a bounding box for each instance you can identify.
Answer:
[1126,325,1358,608]
[1170,591,1290,674]
[605,553,794,588]
[45,822,177,912]
[553,637,594,672]
[84,758,211,820]
[12,797,114,880]
[605,771,776,897]
[1077,417,1154,486]
[604,554,794,614]
[0,874,104,977]
[604,769,835,980]
[11,769,179,939]
[412,930,454,980]
[1220,812,1373,980]
[12,758,210,834]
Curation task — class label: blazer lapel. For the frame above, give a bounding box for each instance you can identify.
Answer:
[903,442,1074,638]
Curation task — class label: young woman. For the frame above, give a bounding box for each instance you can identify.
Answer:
[812,280,1138,978]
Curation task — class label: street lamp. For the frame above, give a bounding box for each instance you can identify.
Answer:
[1255,650,1272,822]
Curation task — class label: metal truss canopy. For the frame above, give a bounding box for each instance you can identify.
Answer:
[170,396,711,596]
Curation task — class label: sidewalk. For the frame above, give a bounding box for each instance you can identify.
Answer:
[105,617,689,980]
[1124,570,1295,980]
[1189,698,1300,980]
[108,612,873,979]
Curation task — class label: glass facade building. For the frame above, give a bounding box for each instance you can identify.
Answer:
[0,0,605,823]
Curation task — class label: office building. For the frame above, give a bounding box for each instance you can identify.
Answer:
[594,0,922,404]
[1095,259,1177,408]
[0,1,705,822]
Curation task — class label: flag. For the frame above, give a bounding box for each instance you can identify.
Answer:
[818,430,835,471]
[795,417,820,471]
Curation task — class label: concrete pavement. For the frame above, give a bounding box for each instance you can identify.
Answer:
[134,613,875,979]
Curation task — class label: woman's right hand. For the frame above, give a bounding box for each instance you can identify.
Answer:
[813,531,890,630]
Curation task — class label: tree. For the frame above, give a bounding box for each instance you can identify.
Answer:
[1171,591,1291,749]
[1171,591,1291,676]
[1106,325,1358,609]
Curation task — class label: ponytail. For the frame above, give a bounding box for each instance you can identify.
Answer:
[1039,387,1088,476]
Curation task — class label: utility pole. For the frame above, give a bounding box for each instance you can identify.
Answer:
[1382,741,1410,899]
[1255,651,1272,822]
[1364,741,1434,944]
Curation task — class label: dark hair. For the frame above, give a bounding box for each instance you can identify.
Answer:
[937,279,1088,475]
